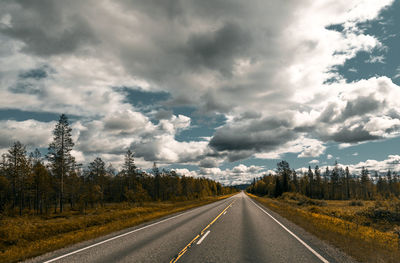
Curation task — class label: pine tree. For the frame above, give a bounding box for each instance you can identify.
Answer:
[345,167,351,199]
[47,114,75,213]
[361,167,370,199]
[331,161,339,199]
[307,166,313,198]
[7,141,29,215]
[123,150,136,190]
[153,162,161,200]
[323,166,330,199]
[88,157,106,206]
[277,161,290,193]
[292,169,298,192]
[315,165,321,198]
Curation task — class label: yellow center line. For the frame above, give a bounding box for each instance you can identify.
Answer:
[169,200,235,263]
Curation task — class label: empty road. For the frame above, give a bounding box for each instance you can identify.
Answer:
[29,192,354,263]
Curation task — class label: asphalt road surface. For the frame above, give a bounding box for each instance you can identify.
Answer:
[28,192,355,263]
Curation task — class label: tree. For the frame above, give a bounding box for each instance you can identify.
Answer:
[153,162,161,200]
[47,114,75,213]
[88,157,106,206]
[32,158,51,214]
[277,161,290,193]
[314,165,322,198]
[331,161,339,199]
[345,167,351,199]
[123,150,136,190]
[361,167,370,199]
[307,166,313,198]
[7,141,29,215]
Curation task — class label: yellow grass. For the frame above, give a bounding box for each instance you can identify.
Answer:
[0,195,233,263]
[247,193,400,263]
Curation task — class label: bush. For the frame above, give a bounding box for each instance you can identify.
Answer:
[280,192,326,206]
[349,200,364,206]
[361,199,400,223]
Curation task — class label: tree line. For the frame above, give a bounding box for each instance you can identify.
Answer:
[247,160,400,200]
[0,114,236,216]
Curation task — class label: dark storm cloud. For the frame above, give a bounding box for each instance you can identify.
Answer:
[19,68,47,80]
[226,151,254,162]
[210,128,295,151]
[104,119,133,131]
[9,83,38,94]
[327,125,381,143]
[184,22,251,76]
[341,96,381,120]
[0,0,97,56]
[8,66,52,95]
[319,96,382,124]
[199,158,218,168]
[120,0,184,20]
[155,109,173,120]
[209,116,296,152]
[233,111,262,121]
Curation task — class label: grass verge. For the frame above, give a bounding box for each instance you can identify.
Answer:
[0,195,233,263]
[247,193,400,263]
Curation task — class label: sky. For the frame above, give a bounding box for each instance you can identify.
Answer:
[1,0,400,185]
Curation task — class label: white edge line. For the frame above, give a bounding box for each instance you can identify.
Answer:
[44,195,237,263]
[196,230,211,245]
[248,197,329,263]
[223,211,227,215]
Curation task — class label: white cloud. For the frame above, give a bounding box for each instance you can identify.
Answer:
[173,164,268,185]
[0,119,54,150]
[394,66,400,79]
[309,159,319,164]
[298,155,400,176]
[365,55,385,64]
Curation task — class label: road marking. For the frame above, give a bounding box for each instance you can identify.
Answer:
[170,200,235,263]
[43,196,236,263]
[223,211,227,215]
[196,230,210,245]
[248,197,329,263]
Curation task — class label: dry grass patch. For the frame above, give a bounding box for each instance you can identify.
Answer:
[248,193,400,263]
[0,195,233,263]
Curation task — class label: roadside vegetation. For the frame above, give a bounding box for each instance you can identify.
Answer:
[0,114,237,262]
[247,160,400,263]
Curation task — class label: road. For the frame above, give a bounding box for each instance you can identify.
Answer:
[28,192,354,263]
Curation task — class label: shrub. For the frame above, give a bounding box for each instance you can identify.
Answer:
[349,200,364,206]
[280,192,326,206]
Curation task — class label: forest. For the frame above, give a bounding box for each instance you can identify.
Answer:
[0,114,236,216]
[247,160,400,200]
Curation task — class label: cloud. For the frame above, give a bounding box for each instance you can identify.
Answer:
[0,119,54,149]
[184,22,251,76]
[209,116,295,152]
[352,155,400,173]
[365,55,385,64]
[0,1,97,56]
[309,159,319,164]
[197,164,266,185]
[174,163,268,185]
[394,66,400,79]
[0,0,397,185]
[316,77,400,144]
[297,139,326,158]
[298,155,400,176]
